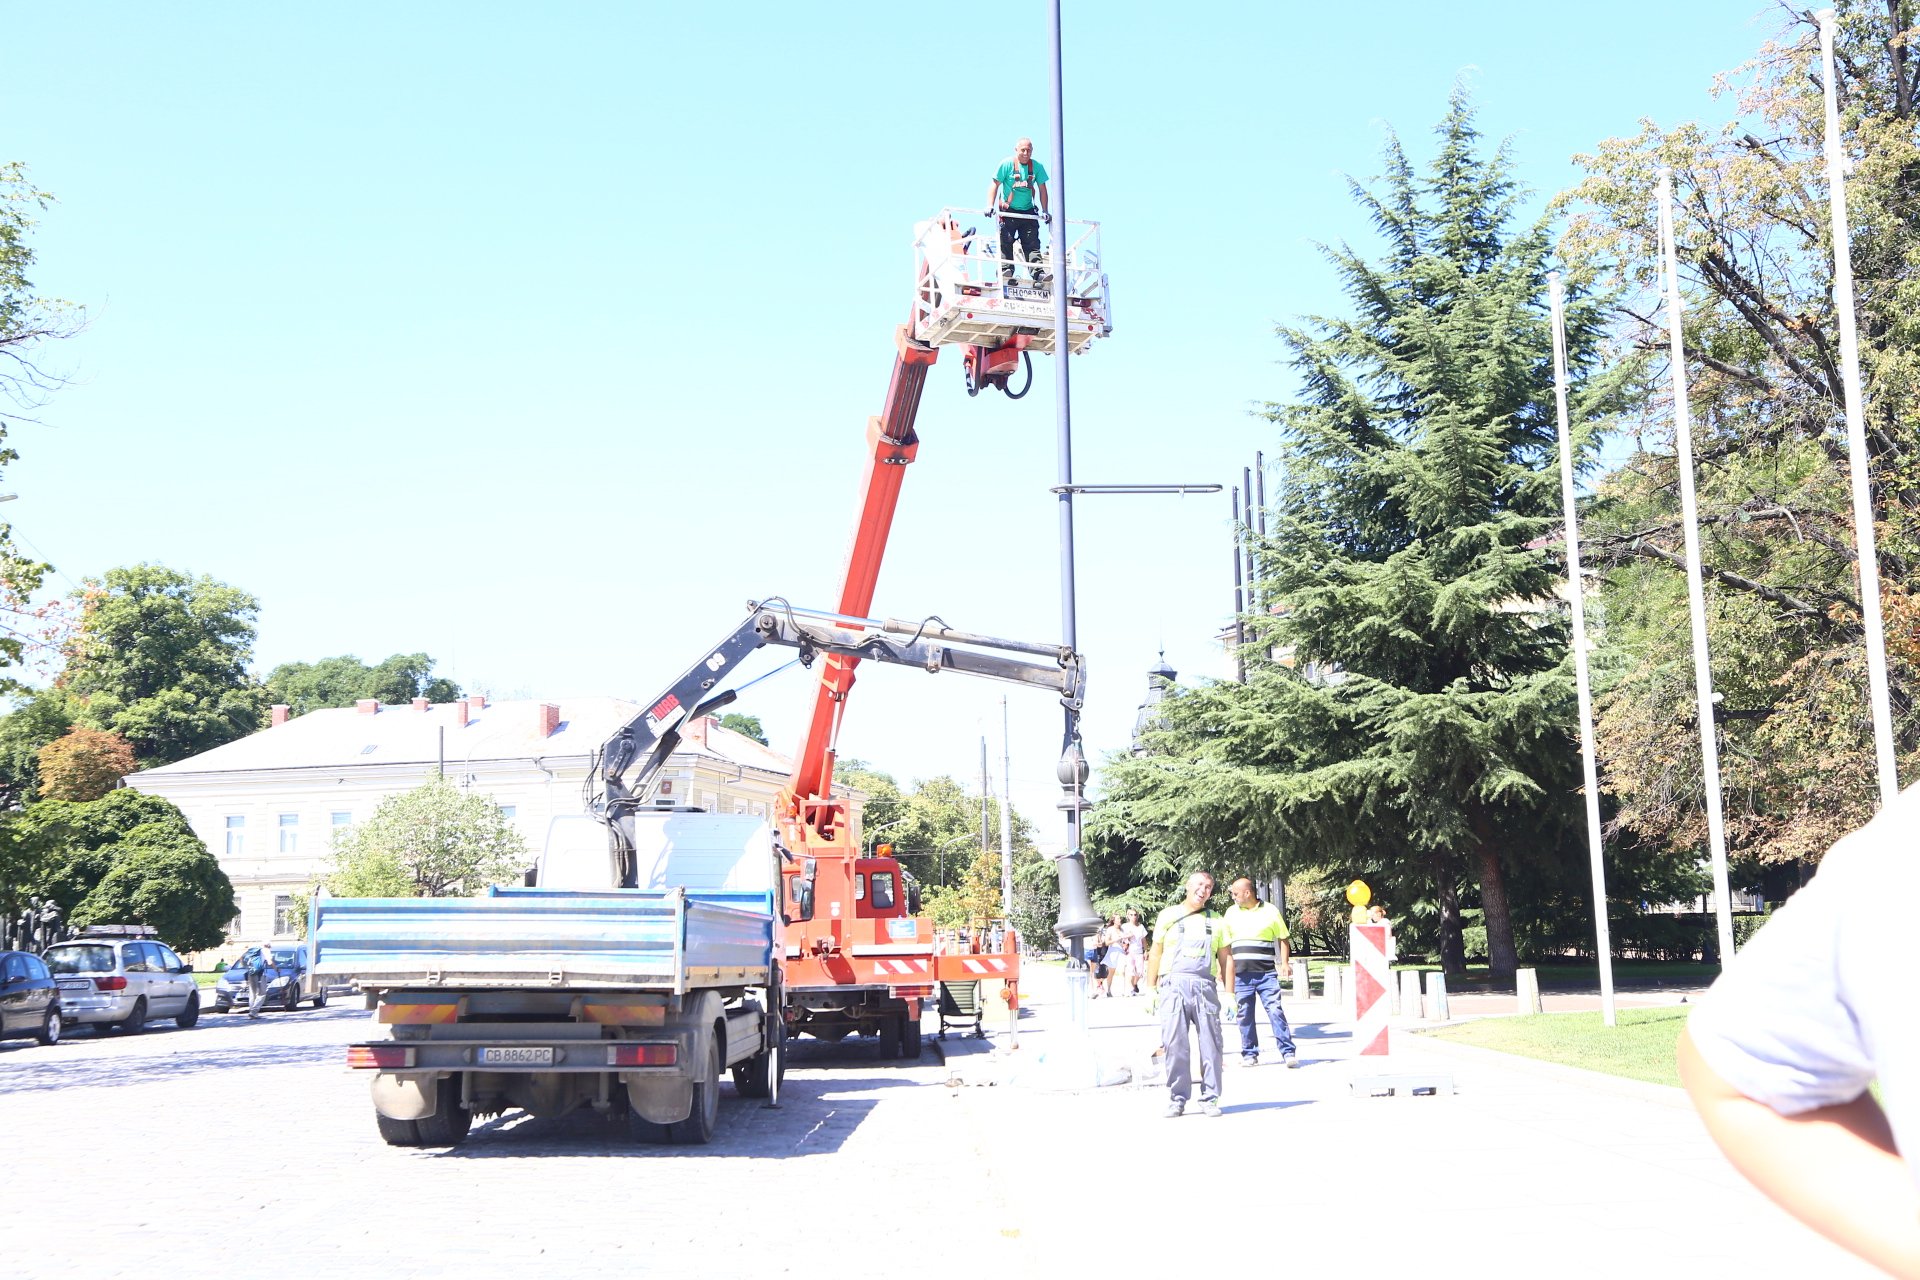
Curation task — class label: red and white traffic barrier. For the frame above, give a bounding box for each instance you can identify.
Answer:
[1350,924,1391,1056]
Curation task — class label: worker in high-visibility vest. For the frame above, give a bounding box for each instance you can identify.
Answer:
[1145,870,1234,1119]
[1222,878,1299,1068]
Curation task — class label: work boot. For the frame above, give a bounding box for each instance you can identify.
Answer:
[1284,1052,1300,1069]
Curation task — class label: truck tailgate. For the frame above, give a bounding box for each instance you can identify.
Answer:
[310,889,773,992]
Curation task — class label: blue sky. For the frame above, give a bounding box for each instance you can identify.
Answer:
[9,1,1778,849]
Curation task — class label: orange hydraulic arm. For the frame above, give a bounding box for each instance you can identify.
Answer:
[783,324,939,836]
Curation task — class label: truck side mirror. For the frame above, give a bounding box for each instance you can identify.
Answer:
[791,857,817,923]
[906,879,922,916]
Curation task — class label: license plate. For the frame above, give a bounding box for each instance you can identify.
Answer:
[478,1046,554,1066]
[58,981,87,992]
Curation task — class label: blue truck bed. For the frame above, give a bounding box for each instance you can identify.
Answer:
[310,885,775,993]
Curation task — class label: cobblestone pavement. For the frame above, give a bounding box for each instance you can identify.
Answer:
[0,971,1885,1279]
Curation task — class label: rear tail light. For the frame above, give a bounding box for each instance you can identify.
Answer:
[890,984,935,1000]
[93,976,128,992]
[346,1044,417,1069]
[607,1043,677,1067]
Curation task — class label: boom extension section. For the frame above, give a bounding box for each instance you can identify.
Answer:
[592,602,1082,887]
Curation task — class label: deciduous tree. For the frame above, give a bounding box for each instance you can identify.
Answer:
[264,652,461,718]
[321,775,526,898]
[36,726,134,801]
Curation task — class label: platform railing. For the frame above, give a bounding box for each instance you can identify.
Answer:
[910,206,1108,349]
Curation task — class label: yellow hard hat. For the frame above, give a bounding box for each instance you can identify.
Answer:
[1345,879,1372,907]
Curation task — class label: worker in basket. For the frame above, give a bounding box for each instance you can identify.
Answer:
[986,136,1051,291]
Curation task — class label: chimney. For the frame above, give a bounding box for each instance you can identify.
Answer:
[468,694,487,714]
[685,715,711,747]
[411,697,429,712]
[537,702,560,737]
[270,704,290,727]
[456,700,470,727]
[356,699,379,715]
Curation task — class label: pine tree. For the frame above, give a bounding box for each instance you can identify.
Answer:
[1097,91,1629,980]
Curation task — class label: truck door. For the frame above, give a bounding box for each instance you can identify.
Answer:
[853,858,904,919]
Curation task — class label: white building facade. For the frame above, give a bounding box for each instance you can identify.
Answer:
[124,695,841,957]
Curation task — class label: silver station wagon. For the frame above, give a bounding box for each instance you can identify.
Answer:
[43,929,201,1033]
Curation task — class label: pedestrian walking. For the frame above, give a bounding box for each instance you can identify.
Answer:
[245,942,274,1018]
[1145,871,1234,1118]
[1122,908,1148,995]
[1222,877,1298,1068]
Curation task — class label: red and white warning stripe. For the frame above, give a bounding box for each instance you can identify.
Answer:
[955,957,1010,975]
[1350,923,1392,1057]
[873,958,932,979]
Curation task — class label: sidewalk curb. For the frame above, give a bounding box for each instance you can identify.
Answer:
[1402,1031,1695,1110]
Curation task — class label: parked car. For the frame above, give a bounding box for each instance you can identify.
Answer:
[0,949,61,1045]
[212,943,325,1014]
[43,932,201,1033]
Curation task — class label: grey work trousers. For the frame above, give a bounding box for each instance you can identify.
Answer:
[1158,972,1224,1104]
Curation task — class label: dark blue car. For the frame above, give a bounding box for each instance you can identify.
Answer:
[0,949,61,1045]
[212,944,324,1013]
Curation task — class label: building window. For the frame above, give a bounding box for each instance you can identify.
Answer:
[278,814,298,854]
[224,815,245,857]
[499,805,516,820]
[273,895,300,936]
[331,811,351,828]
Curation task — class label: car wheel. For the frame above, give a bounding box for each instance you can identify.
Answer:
[212,999,231,1014]
[667,1038,722,1145]
[118,997,147,1035]
[314,988,328,1009]
[283,985,300,1013]
[34,1005,60,1046]
[176,990,200,1029]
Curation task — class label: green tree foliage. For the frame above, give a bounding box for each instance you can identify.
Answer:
[0,688,74,807]
[321,775,527,898]
[1096,92,1628,980]
[36,725,134,801]
[61,564,267,766]
[264,652,461,717]
[1562,1,1920,873]
[10,790,233,950]
[717,712,768,745]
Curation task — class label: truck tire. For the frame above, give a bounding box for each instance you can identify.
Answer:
[375,1113,422,1147]
[901,1014,922,1059]
[667,1039,721,1145]
[877,1014,901,1059]
[413,1077,473,1148]
[732,1019,784,1099]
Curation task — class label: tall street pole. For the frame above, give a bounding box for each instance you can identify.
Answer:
[1657,169,1736,966]
[1818,8,1900,806]
[1549,272,1616,1027]
[1047,0,1102,1001]
[1000,696,1015,917]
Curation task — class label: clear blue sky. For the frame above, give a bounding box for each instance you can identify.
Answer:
[11,1,1777,850]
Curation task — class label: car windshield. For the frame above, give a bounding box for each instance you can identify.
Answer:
[46,945,116,975]
[233,949,298,969]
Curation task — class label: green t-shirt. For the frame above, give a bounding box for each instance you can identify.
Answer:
[1153,904,1222,979]
[994,157,1049,212]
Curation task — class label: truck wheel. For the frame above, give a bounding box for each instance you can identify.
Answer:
[877,1015,901,1059]
[413,1077,473,1148]
[732,1019,784,1100]
[626,1113,673,1143]
[901,1015,922,1059]
[375,1113,422,1147]
[314,988,328,1009]
[667,1040,721,1145]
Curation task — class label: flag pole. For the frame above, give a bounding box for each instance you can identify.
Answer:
[1657,168,1736,966]
[1549,272,1616,1027]
[1817,8,1900,806]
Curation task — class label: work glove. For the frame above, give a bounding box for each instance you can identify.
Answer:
[1147,985,1160,1016]
[986,205,998,218]
[1040,211,1052,224]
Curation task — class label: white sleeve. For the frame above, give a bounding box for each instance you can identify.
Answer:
[1687,845,1874,1116]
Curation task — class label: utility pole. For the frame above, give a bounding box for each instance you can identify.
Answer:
[1000,697,1015,916]
[1231,484,1246,681]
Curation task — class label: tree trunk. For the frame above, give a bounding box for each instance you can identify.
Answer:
[1469,811,1518,982]
[1436,867,1466,976]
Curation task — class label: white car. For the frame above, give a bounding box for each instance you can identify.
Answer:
[44,934,201,1033]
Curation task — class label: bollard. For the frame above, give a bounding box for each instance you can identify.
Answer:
[1387,967,1402,1015]
[1424,971,1449,1022]
[1322,963,1340,1006]
[1291,958,1309,1002]
[1398,969,1423,1020]
[1516,967,1543,1015]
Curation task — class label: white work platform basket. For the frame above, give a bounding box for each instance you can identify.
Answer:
[910,207,1112,356]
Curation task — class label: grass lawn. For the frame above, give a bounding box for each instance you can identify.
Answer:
[1420,1005,1689,1088]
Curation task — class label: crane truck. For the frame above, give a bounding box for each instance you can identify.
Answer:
[310,209,1111,1148]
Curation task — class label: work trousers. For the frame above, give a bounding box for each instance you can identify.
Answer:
[1234,967,1296,1059]
[997,212,1042,280]
[246,971,269,1017]
[1159,972,1224,1104]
